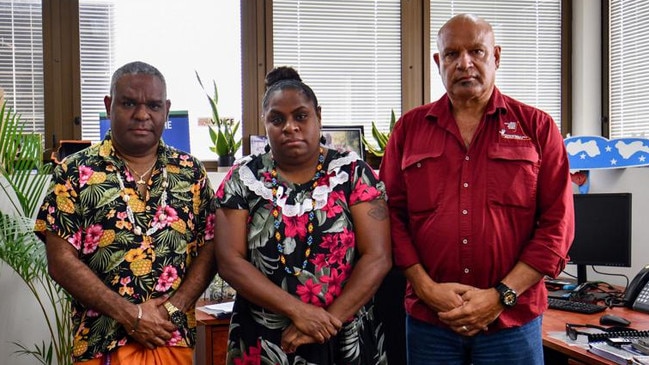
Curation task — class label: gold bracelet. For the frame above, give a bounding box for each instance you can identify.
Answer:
[130,304,142,334]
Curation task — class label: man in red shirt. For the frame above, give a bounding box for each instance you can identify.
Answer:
[380,13,574,365]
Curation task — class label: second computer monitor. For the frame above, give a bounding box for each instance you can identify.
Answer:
[568,192,632,284]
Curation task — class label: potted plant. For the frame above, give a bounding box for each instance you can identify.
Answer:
[0,102,73,365]
[195,72,242,170]
[362,109,397,169]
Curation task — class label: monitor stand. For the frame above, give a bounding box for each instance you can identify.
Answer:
[576,264,588,285]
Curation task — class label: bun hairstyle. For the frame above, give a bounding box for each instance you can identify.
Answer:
[262,66,319,111]
[264,66,302,89]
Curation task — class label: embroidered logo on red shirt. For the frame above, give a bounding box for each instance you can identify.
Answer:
[499,121,530,140]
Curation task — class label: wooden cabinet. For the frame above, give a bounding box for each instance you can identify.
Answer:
[195,301,230,365]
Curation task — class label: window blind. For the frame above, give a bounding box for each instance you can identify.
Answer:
[79,0,114,142]
[430,0,562,129]
[273,0,401,134]
[608,0,649,138]
[0,0,43,134]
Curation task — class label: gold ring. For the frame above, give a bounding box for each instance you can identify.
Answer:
[461,325,469,332]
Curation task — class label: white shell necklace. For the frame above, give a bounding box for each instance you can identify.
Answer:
[116,164,169,236]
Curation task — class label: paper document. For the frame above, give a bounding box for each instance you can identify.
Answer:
[204,301,234,312]
[198,301,234,318]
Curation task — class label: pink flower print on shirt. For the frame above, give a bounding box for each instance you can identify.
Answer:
[322,190,345,218]
[82,224,103,254]
[320,233,338,251]
[78,165,93,187]
[233,339,262,365]
[296,278,323,306]
[68,230,83,250]
[155,265,178,292]
[152,206,179,227]
[328,245,348,267]
[311,253,329,272]
[215,168,236,199]
[350,180,381,205]
[283,213,309,239]
[86,309,100,317]
[319,268,346,297]
[165,329,183,346]
[338,228,355,250]
[204,213,215,240]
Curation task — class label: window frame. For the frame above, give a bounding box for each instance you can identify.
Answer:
[41,0,572,162]
[601,1,649,139]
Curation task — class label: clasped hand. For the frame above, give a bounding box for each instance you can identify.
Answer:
[436,286,503,336]
[128,297,177,349]
[280,303,342,353]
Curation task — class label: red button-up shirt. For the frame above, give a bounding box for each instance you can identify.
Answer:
[380,88,574,329]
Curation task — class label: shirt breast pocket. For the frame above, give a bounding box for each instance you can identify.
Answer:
[402,149,446,215]
[487,144,540,209]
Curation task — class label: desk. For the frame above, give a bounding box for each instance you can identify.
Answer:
[542,306,649,364]
[195,300,230,365]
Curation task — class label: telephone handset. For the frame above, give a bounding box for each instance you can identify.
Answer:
[624,264,649,313]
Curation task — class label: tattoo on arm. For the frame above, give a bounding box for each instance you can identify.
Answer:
[367,200,388,220]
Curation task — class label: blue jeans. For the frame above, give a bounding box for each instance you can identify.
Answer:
[406,315,544,365]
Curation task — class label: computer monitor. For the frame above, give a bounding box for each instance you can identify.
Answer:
[568,193,632,284]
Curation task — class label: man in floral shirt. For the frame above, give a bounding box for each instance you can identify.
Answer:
[35,61,216,364]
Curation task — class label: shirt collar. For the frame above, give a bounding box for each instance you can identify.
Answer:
[425,87,507,125]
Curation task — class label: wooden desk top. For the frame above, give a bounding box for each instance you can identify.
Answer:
[543,306,649,364]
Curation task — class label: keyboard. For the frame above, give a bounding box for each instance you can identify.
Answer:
[548,297,607,314]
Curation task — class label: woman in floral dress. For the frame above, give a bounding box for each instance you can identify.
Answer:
[214,66,392,364]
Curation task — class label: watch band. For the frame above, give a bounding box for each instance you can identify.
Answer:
[495,282,518,308]
[163,301,180,314]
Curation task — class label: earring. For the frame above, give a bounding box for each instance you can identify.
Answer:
[320,135,327,144]
[264,144,271,153]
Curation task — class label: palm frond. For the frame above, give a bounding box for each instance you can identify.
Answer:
[0,101,73,365]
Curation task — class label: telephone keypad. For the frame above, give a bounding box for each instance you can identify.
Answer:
[632,284,649,313]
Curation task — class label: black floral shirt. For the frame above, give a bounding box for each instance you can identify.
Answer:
[35,132,215,362]
[215,150,388,364]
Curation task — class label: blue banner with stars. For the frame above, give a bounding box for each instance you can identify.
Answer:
[565,136,649,170]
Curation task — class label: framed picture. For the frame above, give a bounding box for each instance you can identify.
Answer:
[321,125,365,160]
[249,134,269,155]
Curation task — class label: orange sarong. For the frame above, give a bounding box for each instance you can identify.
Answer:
[74,342,193,365]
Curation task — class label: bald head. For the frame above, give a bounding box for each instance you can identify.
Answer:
[437,14,495,50]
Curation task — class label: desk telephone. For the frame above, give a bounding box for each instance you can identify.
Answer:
[624,264,649,313]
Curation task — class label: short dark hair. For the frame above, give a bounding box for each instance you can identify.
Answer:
[110,61,167,98]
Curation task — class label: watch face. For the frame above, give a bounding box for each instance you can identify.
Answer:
[170,310,187,327]
[496,283,517,308]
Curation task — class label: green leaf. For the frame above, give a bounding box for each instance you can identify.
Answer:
[372,122,389,149]
[215,130,229,156]
[195,72,241,157]
[208,126,219,145]
[0,101,73,365]
[364,109,398,157]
